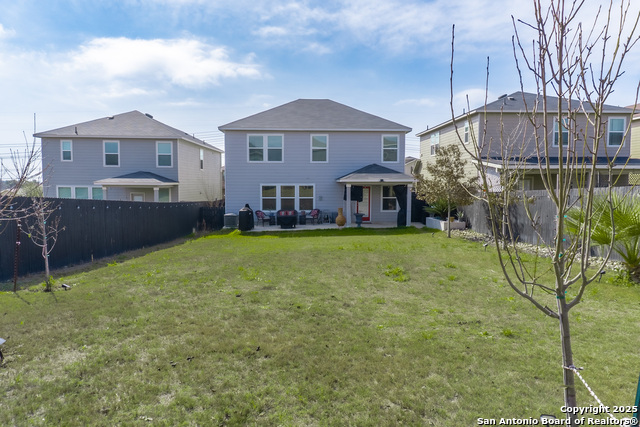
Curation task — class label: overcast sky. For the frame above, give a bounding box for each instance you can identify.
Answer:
[1,0,639,164]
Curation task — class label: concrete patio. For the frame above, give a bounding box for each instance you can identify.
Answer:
[239,220,426,232]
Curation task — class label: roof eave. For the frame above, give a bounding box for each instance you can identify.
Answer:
[219,127,411,133]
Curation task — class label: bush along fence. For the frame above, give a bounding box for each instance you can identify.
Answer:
[459,186,640,261]
[0,197,225,282]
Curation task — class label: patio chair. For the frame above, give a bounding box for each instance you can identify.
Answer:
[255,210,271,226]
[307,209,320,224]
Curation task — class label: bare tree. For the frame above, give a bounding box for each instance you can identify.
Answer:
[450,0,640,422]
[22,197,65,292]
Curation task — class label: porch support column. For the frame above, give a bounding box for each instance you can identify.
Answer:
[102,187,108,200]
[345,183,352,227]
[153,187,159,202]
[406,183,412,227]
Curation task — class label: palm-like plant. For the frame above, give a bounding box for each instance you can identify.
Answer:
[566,193,640,281]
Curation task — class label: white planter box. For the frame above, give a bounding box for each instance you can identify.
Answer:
[425,217,465,231]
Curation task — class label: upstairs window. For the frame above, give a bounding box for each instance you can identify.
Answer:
[608,118,625,146]
[200,148,204,170]
[553,118,570,146]
[157,142,172,167]
[104,141,119,166]
[61,140,73,161]
[382,135,399,162]
[248,135,283,162]
[464,123,469,144]
[430,132,440,156]
[311,135,328,162]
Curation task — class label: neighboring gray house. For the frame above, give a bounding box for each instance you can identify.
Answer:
[219,99,414,226]
[35,111,223,202]
[417,91,640,190]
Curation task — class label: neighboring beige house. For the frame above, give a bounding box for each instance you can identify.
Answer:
[417,92,640,190]
[404,156,419,176]
[35,111,223,202]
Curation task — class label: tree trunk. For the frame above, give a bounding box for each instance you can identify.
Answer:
[557,296,578,425]
[43,240,51,292]
[446,199,451,238]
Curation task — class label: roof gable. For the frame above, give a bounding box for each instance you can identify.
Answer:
[219,99,411,132]
[34,111,222,152]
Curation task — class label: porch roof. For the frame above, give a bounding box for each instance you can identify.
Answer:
[336,164,415,184]
[479,156,640,171]
[94,171,179,188]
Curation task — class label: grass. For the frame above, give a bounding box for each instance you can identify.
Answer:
[1,227,639,425]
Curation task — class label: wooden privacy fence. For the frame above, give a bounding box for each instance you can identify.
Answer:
[0,197,225,282]
[460,187,640,259]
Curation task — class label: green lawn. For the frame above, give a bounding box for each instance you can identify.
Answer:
[1,228,638,426]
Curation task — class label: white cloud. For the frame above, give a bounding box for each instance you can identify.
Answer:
[302,42,332,55]
[0,23,16,39]
[246,0,528,56]
[64,37,262,89]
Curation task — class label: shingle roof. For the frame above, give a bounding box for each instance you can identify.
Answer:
[34,110,222,152]
[336,164,414,183]
[94,171,178,187]
[484,92,633,114]
[416,91,633,136]
[218,99,411,132]
[483,156,640,170]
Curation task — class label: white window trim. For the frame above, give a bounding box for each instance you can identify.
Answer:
[199,148,204,170]
[430,132,440,156]
[56,185,104,199]
[158,187,171,202]
[381,185,398,212]
[260,184,315,211]
[552,118,570,147]
[130,192,145,202]
[247,134,284,163]
[103,140,120,167]
[61,140,73,162]
[310,134,329,163]
[381,135,399,163]
[156,141,173,168]
[607,117,626,147]
[463,123,470,144]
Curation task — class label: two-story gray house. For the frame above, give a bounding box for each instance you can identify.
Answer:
[417,92,640,190]
[219,99,414,227]
[35,111,223,202]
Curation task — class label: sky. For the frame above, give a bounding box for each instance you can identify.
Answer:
[1,0,639,166]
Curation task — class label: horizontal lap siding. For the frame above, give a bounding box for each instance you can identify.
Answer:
[177,141,222,202]
[225,131,406,216]
[42,138,179,199]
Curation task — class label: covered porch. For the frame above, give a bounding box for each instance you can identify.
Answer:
[94,171,178,202]
[336,164,415,227]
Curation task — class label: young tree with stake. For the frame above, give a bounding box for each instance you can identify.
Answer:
[450,0,640,422]
[22,197,65,292]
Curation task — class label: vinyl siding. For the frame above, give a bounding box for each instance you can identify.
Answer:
[224,130,406,218]
[42,137,181,200]
[419,116,478,180]
[418,111,632,182]
[176,141,223,202]
[631,118,640,159]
